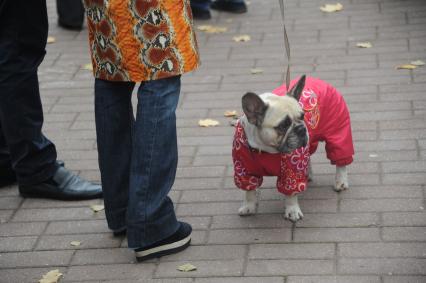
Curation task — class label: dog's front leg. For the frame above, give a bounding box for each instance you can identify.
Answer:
[238,190,258,216]
[284,195,303,222]
[334,165,349,191]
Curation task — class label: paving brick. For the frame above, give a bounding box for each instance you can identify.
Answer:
[339,186,423,199]
[382,227,426,241]
[382,173,426,185]
[286,276,380,283]
[0,251,73,268]
[0,267,66,283]
[35,233,122,250]
[21,198,100,209]
[294,228,380,242]
[249,243,334,259]
[212,214,292,230]
[195,278,283,283]
[0,222,47,236]
[338,258,426,275]
[65,264,156,281]
[340,199,423,212]
[71,248,134,265]
[0,236,38,252]
[155,259,244,278]
[0,210,13,223]
[296,213,379,228]
[0,196,23,209]
[339,242,426,258]
[160,245,246,262]
[208,228,291,244]
[382,212,426,226]
[245,259,334,276]
[383,276,426,283]
[12,207,105,222]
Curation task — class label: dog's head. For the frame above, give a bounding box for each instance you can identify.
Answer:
[242,75,308,153]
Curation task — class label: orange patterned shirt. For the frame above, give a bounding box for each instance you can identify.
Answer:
[84,0,199,82]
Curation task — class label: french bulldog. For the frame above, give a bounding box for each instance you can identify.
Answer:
[232,75,354,222]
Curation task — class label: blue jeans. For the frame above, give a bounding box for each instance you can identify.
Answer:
[94,76,181,249]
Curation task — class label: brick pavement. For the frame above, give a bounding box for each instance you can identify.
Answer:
[1,0,426,282]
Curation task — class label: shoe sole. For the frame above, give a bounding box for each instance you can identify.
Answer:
[135,235,191,262]
[19,190,102,201]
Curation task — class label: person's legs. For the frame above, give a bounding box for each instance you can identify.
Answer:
[94,79,134,233]
[127,76,182,249]
[0,0,102,200]
[0,125,16,188]
[0,0,58,186]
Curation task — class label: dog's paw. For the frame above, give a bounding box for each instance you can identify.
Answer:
[238,203,257,216]
[284,204,304,222]
[334,180,349,192]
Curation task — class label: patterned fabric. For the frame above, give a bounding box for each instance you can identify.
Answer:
[84,0,199,82]
[273,77,354,166]
[232,121,310,196]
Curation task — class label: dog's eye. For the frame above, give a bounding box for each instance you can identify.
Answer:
[275,116,292,135]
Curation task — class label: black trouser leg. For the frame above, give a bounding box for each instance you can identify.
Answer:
[0,0,58,186]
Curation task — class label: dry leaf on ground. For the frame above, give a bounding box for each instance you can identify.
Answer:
[197,25,227,33]
[177,263,197,272]
[198,119,220,127]
[250,68,264,74]
[395,64,417,70]
[39,269,63,283]
[410,60,425,66]
[233,35,251,42]
[47,36,56,44]
[320,3,343,12]
[356,42,372,48]
[82,63,93,71]
[70,241,81,247]
[90,204,105,212]
[224,110,238,117]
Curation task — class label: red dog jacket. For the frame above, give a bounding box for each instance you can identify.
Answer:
[232,77,354,196]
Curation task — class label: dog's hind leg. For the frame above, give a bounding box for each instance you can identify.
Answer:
[334,165,349,191]
[238,190,258,216]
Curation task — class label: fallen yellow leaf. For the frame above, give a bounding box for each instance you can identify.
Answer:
[356,42,372,48]
[320,3,343,13]
[224,110,238,117]
[177,263,197,272]
[198,119,220,127]
[250,68,264,74]
[82,63,93,71]
[70,241,81,247]
[395,64,417,70]
[233,35,251,42]
[197,25,227,34]
[39,269,63,283]
[410,60,425,66]
[90,204,105,212]
[47,36,56,44]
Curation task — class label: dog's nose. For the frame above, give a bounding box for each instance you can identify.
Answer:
[295,124,306,136]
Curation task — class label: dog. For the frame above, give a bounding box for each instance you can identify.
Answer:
[232,75,354,222]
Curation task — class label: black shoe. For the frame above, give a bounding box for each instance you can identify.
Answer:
[58,20,83,31]
[113,229,126,237]
[0,163,17,188]
[191,6,212,20]
[19,166,102,200]
[135,222,192,262]
[211,1,247,13]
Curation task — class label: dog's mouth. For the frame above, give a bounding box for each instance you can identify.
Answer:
[278,129,308,153]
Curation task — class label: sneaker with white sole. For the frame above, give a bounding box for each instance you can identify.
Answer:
[134,221,192,262]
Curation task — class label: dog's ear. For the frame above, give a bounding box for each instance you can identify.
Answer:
[287,75,306,101]
[242,92,268,126]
